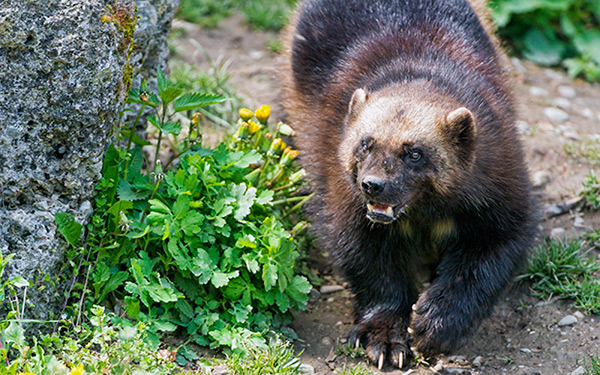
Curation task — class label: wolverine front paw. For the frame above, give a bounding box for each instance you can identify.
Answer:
[348,317,412,369]
[410,293,472,357]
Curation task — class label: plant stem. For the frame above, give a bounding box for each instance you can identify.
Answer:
[271,194,312,206]
[140,179,162,222]
[124,102,147,180]
[153,129,163,174]
[284,192,315,218]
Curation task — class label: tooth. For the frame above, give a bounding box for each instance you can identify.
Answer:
[385,206,394,216]
[378,352,385,370]
[399,352,404,368]
[367,203,374,212]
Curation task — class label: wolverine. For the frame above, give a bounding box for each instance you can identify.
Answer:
[281,0,537,370]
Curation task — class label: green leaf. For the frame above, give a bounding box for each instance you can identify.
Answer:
[156,67,184,105]
[3,321,25,348]
[523,28,565,66]
[117,179,151,201]
[98,271,130,302]
[119,129,152,146]
[573,31,600,65]
[286,275,312,307]
[54,212,82,247]
[154,320,177,332]
[174,92,226,112]
[107,200,134,221]
[162,121,182,136]
[7,277,29,288]
[211,271,239,288]
[262,263,278,291]
[233,150,262,169]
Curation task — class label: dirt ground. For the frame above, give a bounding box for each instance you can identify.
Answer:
[170,16,600,375]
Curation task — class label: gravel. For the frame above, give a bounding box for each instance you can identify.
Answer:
[544,107,570,123]
[558,315,578,327]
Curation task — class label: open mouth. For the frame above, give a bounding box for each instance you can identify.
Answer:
[366,202,405,224]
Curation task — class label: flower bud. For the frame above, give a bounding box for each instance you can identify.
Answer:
[255,105,271,123]
[268,138,284,156]
[247,120,262,135]
[189,130,198,141]
[244,168,262,185]
[280,148,299,167]
[140,91,148,102]
[239,108,253,121]
[289,168,306,184]
[277,122,296,136]
[237,122,250,140]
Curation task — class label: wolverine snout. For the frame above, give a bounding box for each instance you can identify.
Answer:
[361,175,385,198]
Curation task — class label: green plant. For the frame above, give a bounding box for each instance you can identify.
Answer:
[336,343,366,359]
[223,339,301,375]
[587,355,600,375]
[176,0,297,31]
[565,139,600,166]
[521,238,600,313]
[335,364,377,375]
[0,306,195,375]
[58,71,312,356]
[581,170,600,210]
[489,0,600,81]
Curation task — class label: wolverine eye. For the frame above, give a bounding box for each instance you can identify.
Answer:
[360,137,373,153]
[408,150,422,161]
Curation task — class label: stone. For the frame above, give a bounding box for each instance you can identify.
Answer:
[212,365,230,375]
[550,228,566,239]
[0,0,179,321]
[557,85,577,98]
[574,216,585,229]
[472,356,484,367]
[515,121,531,134]
[532,170,551,188]
[558,315,577,326]
[320,285,345,294]
[574,311,585,320]
[321,336,332,346]
[520,348,532,353]
[563,129,580,141]
[571,366,585,375]
[299,364,315,374]
[544,107,570,123]
[582,108,594,119]
[552,98,571,110]
[511,57,526,73]
[529,86,549,97]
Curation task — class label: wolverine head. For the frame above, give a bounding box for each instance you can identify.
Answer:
[339,82,478,224]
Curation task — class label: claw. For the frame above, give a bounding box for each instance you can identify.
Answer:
[355,338,360,350]
[412,303,417,311]
[378,352,385,370]
[407,327,414,335]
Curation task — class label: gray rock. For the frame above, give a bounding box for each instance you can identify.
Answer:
[552,98,571,110]
[529,86,549,97]
[532,170,551,188]
[511,58,526,73]
[515,121,531,134]
[544,107,570,123]
[574,311,585,320]
[321,336,332,346]
[0,0,179,321]
[571,366,585,375]
[445,368,470,374]
[472,356,484,367]
[558,85,577,98]
[582,108,594,119]
[299,364,315,374]
[550,227,566,239]
[211,365,230,375]
[320,284,345,294]
[558,315,578,326]
[574,216,585,229]
[520,348,532,353]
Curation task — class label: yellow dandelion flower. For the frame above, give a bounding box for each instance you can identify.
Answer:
[247,120,262,135]
[70,363,84,375]
[255,105,271,123]
[239,108,253,121]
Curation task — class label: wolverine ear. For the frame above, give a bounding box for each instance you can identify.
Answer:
[445,107,477,162]
[347,88,368,122]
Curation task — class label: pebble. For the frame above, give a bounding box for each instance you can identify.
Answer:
[544,107,570,123]
[532,170,551,188]
[320,285,344,294]
[249,50,263,59]
[574,216,585,228]
[574,311,585,320]
[550,227,566,239]
[558,315,578,326]
[544,204,564,217]
[515,120,531,134]
[563,129,581,141]
[520,348,532,353]
[212,365,230,375]
[309,288,321,301]
[529,86,549,97]
[582,108,594,119]
[571,366,586,375]
[321,336,332,346]
[512,57,526,73]
[552,97,572,110]
[473,356,484,367]
[445,368,470,374]
[558,85,577,98]
[299,364,315,374]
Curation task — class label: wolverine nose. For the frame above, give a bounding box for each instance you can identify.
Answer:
[361,176,385,197]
